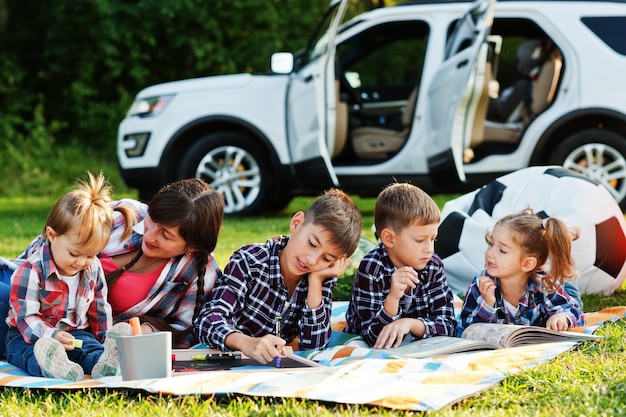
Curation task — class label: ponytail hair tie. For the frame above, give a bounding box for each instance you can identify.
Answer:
[542,217,549,229]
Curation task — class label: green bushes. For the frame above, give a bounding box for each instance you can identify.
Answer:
[0,1,396,197]
[0,0,332,153]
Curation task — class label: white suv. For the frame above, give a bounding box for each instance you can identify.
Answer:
[117,0,626,215]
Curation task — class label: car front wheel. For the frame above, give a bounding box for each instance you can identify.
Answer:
[549,128,626,210]
[178,132,272,215]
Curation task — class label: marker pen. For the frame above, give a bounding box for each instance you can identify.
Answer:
[274,315,282,368]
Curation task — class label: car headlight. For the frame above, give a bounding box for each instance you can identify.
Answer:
[127,94,174,117]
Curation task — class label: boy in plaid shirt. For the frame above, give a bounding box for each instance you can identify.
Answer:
[345,183,456,348]
[194,189,362,363]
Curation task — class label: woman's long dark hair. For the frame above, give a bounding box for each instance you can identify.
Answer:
[106,178,224,342]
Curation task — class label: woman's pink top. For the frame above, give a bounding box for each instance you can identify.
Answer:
[100,256,163,315]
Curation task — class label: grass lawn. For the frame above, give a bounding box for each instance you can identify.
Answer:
[1,194,625,416]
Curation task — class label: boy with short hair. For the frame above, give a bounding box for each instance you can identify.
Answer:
[345,183,456,348]
[194,189,362,363]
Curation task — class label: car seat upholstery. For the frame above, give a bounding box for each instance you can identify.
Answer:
[487,39,546,123]
[527,48,562,120]
[463,60,495,163]
[350,87,418,158]
[469,60,494,148]
[332,80,349,158]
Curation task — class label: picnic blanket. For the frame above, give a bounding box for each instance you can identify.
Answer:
[0,301,622,412]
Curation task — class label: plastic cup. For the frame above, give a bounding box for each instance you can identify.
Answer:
[116,331,172,380]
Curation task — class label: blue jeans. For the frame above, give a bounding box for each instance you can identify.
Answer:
[0,264,12,360]
[5,327,104,377]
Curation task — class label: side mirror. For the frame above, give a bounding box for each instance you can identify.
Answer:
[271,52,294,74]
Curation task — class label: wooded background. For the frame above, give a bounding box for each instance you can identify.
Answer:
[0,0,388,151]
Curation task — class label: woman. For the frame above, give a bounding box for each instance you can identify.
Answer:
[100,178,224,348]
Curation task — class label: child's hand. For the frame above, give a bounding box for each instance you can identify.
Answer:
[388,266,420,302]
[546,313,570,331]
[54,331,77,351]
[308,256,351,293]
[239,334,285,364]
[315,256,352,281]
[477,276,497,306]
[306,257,352,310]
[374,318,424,349]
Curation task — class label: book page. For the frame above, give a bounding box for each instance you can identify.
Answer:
[462,323,601,347]
[372,335,501,358]
[461,323,525,347]
[504,327,600,346]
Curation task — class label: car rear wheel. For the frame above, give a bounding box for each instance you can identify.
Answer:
[549,128,626,210]
[178,132,272,215]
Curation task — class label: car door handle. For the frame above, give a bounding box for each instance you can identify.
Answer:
[457,59,469,69]
[304,74,314,83]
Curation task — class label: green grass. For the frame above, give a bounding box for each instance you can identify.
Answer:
[1,190,626,416]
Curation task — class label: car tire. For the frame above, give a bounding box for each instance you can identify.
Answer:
[178,132,273,216]
[549,128,626,210]
[265,195,293,213]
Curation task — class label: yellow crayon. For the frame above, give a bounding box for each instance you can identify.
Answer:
[71,339,83,348]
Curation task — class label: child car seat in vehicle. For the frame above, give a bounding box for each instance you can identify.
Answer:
[479,39,562,147]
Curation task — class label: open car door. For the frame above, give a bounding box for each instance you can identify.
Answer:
[286,0,349,188]
[425,0,496,185]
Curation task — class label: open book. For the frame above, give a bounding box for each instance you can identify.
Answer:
[374,323,600,359]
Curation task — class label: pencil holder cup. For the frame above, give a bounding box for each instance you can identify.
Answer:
[116,331,172,380]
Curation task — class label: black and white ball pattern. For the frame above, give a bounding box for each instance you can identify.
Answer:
[436,166,626,296]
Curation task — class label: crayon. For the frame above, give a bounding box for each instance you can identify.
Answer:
[129,317,142,336]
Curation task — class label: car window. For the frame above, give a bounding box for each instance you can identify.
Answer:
[295,1,344,70]
[337,20,429,100]
[488,18,557,93]
[581,16,626,56]
[444,0,491,59]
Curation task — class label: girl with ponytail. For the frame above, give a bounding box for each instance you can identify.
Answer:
[458,208,585,335]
